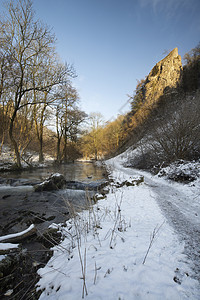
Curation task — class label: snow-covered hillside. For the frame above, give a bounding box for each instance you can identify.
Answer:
[36,147,200,299]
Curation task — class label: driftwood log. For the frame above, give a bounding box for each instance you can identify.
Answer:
[0,224,37,244]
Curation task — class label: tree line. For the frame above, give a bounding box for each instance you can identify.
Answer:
[0,0,86,167]
[1,1,199,167]
[0,2,136,166]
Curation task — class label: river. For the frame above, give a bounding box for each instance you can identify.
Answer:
[0,161,108,299]
[0,161,106,182]
[0,161,107,236]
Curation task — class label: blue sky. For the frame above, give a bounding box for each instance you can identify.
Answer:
[4,0,200,121]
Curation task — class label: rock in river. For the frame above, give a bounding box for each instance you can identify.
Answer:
[34,173,109,193]
[34,173,67,192]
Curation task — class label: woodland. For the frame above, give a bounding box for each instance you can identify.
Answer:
[0,0,200,170]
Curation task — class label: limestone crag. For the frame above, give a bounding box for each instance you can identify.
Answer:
[144,48,182,103]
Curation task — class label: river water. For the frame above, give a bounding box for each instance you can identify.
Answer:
[0,161,106,182]
[0,162,108,299]
[0,162,107,236]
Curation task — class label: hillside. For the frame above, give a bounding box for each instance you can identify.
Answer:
[115,45,200,172]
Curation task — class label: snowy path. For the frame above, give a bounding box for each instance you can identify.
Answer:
[145,175,200,283]
[107,157,200,283]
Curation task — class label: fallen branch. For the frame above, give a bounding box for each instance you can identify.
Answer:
[0,224,37,244]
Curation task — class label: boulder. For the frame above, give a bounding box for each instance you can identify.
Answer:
[34,173,66,192]
[115,176,144,188]
[124,176,144,186]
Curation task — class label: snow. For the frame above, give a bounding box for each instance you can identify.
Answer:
[0,243,19,251]
[0,224,35,242]
[107,150,200,226]
[0,255,6,261]
[0,185,34,192]
[157,160,200,182]
[0,243,19,262]
[0,144,54,169]
[36,149,200,299]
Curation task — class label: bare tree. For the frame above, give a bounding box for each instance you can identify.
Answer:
[143,92,200,164]
[54,83,86,162]
[103,115,124,153]
[55,103,64,162]
[0,27,13,152]
[62,85,79,161]
[81,112,104,160]
[0,0,66,167]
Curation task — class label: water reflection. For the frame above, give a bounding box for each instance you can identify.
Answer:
[0,162,105,182]
[0,162,107,236]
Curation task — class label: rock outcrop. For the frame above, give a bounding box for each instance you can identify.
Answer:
[144,48,182,103]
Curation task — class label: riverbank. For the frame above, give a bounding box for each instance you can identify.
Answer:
[0,161,108,299]
[0,145,55,172]
[0,145,99,173]
[36,153,200,299]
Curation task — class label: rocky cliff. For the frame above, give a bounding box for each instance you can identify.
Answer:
[144,48,182,103]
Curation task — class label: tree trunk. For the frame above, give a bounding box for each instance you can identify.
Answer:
[94,149,98,160]
[38,100,47,163]
[39,136,44,163]
[9,109,21,168]
[0,132,5,155]
[63,135,68,162]
[56,137,62,162]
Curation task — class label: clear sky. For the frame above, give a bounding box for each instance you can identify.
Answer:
[3,0,200,121]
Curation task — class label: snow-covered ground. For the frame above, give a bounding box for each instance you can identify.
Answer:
[0,145,54,170]
[36,148,200,299]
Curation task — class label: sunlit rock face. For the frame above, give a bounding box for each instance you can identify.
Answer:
[144,48,182,103]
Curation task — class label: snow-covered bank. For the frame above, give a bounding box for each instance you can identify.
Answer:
[106,149,200,282]
[0,145,54,171]
[36,150,200,299]
[107,148,200,225]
